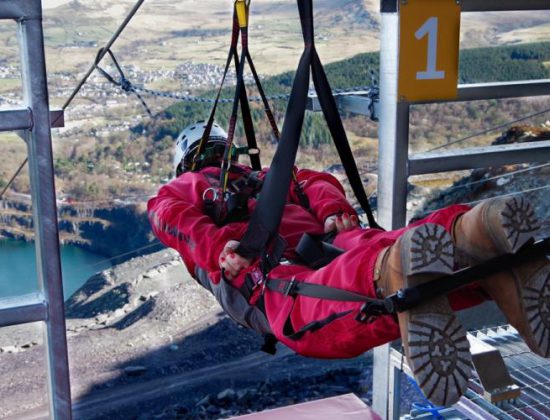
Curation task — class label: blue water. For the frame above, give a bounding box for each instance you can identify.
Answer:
[0,240,112,300]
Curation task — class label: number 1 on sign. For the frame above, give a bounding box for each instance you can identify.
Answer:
[415,17,445,80]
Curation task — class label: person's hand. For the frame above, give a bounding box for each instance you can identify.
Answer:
[219,240,251,280]
[324,213,359,233]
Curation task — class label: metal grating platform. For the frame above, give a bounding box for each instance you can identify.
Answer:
[461,326,550,420]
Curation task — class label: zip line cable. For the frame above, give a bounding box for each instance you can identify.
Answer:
[87,241,163,267]
[466,184,550,206]
[1,0,547,207]
[128,83,373,104]
[427,105,550,152]
[0,0,146,200]
[0,158,27,199]
[58,0,146,117]
[443,162,550,192]
[417,183,550,220]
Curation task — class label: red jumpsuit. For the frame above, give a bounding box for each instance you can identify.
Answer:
[148,164,486,359]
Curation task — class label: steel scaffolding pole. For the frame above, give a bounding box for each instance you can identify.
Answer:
[374,1,550,418]
[15,0,72,418]
[374,1,408,418]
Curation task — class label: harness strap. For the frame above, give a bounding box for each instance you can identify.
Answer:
[232,18,262,171]
[194,4,261,173]
[284,310,353,341]
[192,17,240,171]
[203,168,265,225]
[220,20,252,189]
[236,42,311,259]
[266,238,550,326]
[267,277,378,302]
[245,50,280,140]
[237,0,380,260]
[391,237,550,313]
[267,276,392,327]
[310,50,381,230]
[243,44,309,208]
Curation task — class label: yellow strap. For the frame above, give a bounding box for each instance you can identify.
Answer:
[235,0,249,28]
[222,144,234,192]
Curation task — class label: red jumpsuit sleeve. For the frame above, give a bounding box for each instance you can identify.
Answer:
[293,168,356,223]
[147,173,245,278]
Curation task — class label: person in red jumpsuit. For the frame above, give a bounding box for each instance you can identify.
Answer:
[148,121,550,407]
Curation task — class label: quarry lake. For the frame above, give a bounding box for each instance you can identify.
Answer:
[0,240,111,300]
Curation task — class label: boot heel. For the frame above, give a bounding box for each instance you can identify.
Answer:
[400,224,473,406]
[400,223,455,276]
[521,263,550,357]
[486,196,540,254]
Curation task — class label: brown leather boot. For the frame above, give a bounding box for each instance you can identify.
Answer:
[377,223,473,407]
[453,195,550,357]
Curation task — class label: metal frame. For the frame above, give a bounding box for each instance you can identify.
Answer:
[0,108,63,132]
[0,0,71,418]
[375,0,550,418]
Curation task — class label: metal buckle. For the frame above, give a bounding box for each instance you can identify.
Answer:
[283,277,297,296]
[355,299,392,323]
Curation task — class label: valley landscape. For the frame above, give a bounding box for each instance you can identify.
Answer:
[1,1,550,418]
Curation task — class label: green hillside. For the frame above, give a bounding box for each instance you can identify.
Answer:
[31,41,550,201]
[144,41,550,146]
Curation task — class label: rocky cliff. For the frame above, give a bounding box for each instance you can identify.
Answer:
[417,125,550,233]
[0,196,160,260]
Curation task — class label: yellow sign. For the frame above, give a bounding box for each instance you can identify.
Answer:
[398,0,461,102]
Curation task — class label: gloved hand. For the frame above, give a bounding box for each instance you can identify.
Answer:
[219,240,252,280]
[324,213,359,233]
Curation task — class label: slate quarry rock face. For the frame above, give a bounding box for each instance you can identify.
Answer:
[418,126,550,235]
[0,198,160,260]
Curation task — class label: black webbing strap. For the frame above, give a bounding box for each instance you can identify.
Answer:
[267,277,388,335]
[267,277,378,302]
[245,48,309,209]
[310,51,381,230]
[390,237,550,313]
[194,8,260,172]
[236,0,380,259]
[285,310,353,341]
[265,238,550,324]
[245,51,280,139]
[232,20,262,171]
[235,25,312,259]
[193,17,239,170]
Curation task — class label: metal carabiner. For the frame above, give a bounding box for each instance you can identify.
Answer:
[202,187,219,202]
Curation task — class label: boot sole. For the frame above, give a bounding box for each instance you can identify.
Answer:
[481,195,549,357]
[521,263,550,357]
[400,224,473,407]
[485,195,540,254]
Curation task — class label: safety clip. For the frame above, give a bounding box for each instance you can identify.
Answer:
[355,299,392,323]
[202,187,220,202]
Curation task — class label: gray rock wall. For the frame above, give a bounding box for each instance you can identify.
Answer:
[0,197,160,260]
